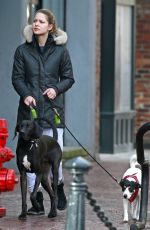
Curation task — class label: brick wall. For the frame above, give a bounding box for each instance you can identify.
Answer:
[135,0,150,143]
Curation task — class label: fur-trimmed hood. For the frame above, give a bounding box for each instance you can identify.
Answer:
[23,25,68,45]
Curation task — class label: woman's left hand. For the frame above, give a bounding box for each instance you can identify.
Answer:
[43,88,57,99]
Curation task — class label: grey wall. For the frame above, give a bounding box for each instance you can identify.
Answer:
[43,0,65,28]
[65,0,97,153]
[0,0,27,170]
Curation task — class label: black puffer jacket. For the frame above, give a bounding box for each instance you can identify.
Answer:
[12,26,75,128]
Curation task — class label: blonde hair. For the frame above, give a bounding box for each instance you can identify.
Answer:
[35,9,57,34]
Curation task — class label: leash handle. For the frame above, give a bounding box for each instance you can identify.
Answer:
[53,108,61,125]
[30,106,38,119]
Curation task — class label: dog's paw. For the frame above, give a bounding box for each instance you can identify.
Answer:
[132,218,138,222]
[48,210,57,218]
[123,219,128,223]
[18,213,27,220]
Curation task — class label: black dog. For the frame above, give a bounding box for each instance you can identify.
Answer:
[15,119,62,220]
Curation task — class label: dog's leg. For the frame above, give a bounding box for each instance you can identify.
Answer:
[41,174,57,218]
[51,164,59,205]
[132,196,140,221]
[30,173,42,212]
[123,198,129,222]
[19,171,27,220]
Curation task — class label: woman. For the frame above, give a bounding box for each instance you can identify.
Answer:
[12,9,75,215]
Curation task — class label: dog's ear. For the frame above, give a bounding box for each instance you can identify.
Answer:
[135,182,141,189]
[13,124,20,140]
[119,179,124,187]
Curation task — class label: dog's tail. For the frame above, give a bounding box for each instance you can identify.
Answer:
[130,154,141,169]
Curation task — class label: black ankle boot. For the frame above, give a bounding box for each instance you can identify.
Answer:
[57,183,67,210]
[27,191,45,215]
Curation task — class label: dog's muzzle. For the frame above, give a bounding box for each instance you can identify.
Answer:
[123,194,127,199]
[19,132,30,141]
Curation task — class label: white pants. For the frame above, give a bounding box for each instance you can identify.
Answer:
[27,128,64,193]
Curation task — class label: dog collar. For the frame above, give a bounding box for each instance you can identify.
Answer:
[129,188,139,203]
[124,173,140,203]
[29,140,38,150]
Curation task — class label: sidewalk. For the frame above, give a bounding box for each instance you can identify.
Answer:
[0,151,150,230]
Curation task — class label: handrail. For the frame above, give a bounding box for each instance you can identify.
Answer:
[130,122,150,229]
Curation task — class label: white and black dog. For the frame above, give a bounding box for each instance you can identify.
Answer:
[120,154,141,222]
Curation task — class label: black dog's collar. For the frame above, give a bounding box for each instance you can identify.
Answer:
[29,139,38,150]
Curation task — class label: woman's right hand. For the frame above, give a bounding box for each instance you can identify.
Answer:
[24,96,36,107]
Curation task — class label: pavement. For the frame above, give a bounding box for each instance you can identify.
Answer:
[0,149,150,230]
